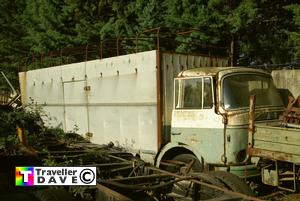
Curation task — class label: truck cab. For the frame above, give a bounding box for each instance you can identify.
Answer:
[157,67,284,177]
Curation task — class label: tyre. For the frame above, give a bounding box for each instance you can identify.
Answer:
[209,171,254,200]
[170,172,237,200]
[170,154,232,200]
[34,188,76,201]
[172,154,203,172]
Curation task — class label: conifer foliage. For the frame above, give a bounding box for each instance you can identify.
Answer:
[0,0,300,80]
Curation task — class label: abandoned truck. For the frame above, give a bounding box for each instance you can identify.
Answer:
[18,50,298,188]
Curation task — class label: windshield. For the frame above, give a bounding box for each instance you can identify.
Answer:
[222,74,283,110]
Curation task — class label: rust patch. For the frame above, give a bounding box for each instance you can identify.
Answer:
[248,95,256,148]
[19,72,28,105]
[248,148,300,164]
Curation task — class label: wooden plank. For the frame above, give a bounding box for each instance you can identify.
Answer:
[248,148,300,164]
[253,140,300,156]
[254,125,300,146]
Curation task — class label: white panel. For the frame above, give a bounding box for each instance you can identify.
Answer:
[63,81,87,104]
[86,50,157,104]
[19,67,65,129]
[21,66,63,105]
[65,106,88,134]
[272,69,300,97]
[87,74,156,104]
[86,50,158,153]
[61,62,86,82]
[138,107,157,151]
[63,81,88,134]
[41,106,65,129]
[89,106,157,153]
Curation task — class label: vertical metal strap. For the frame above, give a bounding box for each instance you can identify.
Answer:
[248,95,256,148]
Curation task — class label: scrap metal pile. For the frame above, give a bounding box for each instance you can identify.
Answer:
[0,72,20,109]
[44,140,262,201]
[281,95,300,128]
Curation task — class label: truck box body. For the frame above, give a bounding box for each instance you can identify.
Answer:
[248,122,300,190]
[249,123,300,164]
[19,50,228,162]
[272,69,300,98]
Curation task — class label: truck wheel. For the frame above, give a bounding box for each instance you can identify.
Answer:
[171,172,234,200]
[170,154,230,200]
[34,188,75,201]
[172,154,203,172]
[209,171,253,200]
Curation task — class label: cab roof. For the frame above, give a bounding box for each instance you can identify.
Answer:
[178,67,270,78]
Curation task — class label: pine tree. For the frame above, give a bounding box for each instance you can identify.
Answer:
[0,0,26,83]
[237,0,298,65]
[285,4,300,61]
[1,0,300,82]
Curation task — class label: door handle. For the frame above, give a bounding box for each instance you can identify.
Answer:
[171,132,181,135]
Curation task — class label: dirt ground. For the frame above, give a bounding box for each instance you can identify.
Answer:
[278,194,300,201]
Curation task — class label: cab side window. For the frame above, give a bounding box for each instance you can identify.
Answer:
[183,78,202,108]
[175,77,213,109]
[203,77,213,109]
